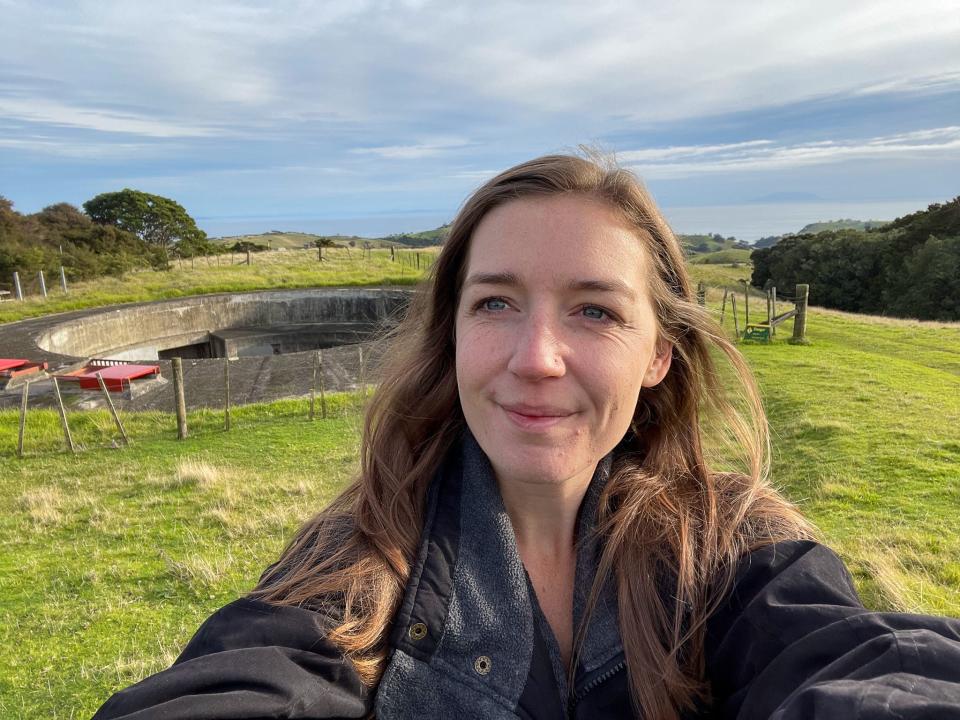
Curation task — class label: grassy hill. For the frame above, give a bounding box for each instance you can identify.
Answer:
[212,226,450,251]
[215,225,738,255]
[2,289,959,716]
[796,218,889,234]
[380,224,450,248]
[678,233,750,255]
[687,248,753,265]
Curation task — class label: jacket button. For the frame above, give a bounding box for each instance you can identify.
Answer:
[474,655,492,675]
[408,623,428,641]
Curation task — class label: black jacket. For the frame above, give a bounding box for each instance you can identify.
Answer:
[94,439,960,719]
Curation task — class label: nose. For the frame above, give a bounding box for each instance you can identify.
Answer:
[507,315,566,380]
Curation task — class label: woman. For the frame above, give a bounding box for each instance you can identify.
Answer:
[95,154,960,719]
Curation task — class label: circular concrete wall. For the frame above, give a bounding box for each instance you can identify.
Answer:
[35,288,410,361]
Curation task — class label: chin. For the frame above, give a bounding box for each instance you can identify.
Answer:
[489,449,594,488]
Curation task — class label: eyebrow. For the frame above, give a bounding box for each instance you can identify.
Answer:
[462,272,637,301]
[567,278,638,301]
[462,271,522,288]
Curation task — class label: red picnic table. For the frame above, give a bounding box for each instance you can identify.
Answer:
[55,363,160,392]
[0,358,48,380]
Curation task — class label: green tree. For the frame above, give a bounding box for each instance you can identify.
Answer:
[890,235,960,320]
[0,197,165,283]
[83,189,206,254]
[314,237,336,261]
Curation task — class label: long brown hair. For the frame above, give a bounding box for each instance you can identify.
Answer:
[253,153,813,718]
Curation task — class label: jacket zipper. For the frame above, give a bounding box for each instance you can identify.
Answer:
[570,659,626,712]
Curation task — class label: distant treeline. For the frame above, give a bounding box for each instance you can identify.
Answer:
[752,198,960,321]
[0,197,167,286]
[380,224,451,248]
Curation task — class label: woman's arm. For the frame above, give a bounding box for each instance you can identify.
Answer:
[92,597,371,720]
[706,540,960,719]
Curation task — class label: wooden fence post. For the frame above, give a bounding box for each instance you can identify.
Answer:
[17,382,29,458]
[172,357,188,439]
[743,282,750,327]
[309,350,318,420]
[358,346,367,399]
[96,372,128,446]
[246,249,251,265]
[720,289,728,326]
[790,284,810,344]
[51,377,76,453]
[13,271,23,300]
[697,281,706,306]
[38,270,47,298]
[766,289,773,332]
[771,286,777,337]
[223,358,231,431]
[319,350,327,419]
[731,294,740,339]
[59,266,68,294]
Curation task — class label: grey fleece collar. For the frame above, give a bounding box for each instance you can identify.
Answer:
[375,433,622,719]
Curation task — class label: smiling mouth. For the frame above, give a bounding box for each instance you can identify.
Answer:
[500,403,575,430]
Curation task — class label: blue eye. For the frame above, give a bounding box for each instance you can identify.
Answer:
[481,297,508,311]
[582,306,608,320]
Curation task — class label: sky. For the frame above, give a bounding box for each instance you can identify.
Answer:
[1,0,959,239]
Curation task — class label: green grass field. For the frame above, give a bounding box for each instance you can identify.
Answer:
[1,264,958,717]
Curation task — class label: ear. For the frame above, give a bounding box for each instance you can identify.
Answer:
[641,341,672,388]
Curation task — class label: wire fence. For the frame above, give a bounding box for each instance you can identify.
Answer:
[4,275,809,459]
[2,246,439,305]
[2,346,377,460]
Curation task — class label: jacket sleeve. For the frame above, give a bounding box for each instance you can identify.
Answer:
[705,540,960,719]
[92,597,371,720]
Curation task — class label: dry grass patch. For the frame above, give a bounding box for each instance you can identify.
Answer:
[852,539,952,615]
[98,644,180,684]
[860,549,919,613]
[18,487,64,527]
[161,550,234,589]
[173,459,225,489]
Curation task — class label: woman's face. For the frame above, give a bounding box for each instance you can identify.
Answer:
[455,194,672,491]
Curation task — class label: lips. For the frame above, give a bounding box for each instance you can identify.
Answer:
[499,402,575,431]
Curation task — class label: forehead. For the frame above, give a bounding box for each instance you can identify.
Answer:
[463,194,649,289]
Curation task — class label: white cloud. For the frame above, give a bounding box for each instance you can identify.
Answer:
[350,138,472,159]
[0,98,217,137]
[618,141,774,163]
[0,135,155,158]
[2,1,959,214]
[451,169,500,181]
[3,0,959,137]
[622,126,960,178]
